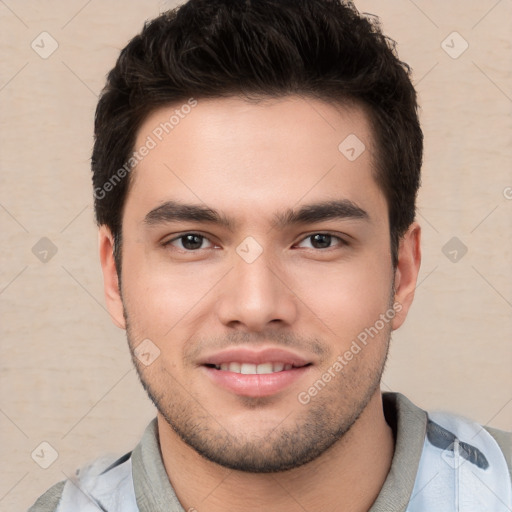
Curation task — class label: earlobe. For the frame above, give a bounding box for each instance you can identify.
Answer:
[98,226,126,329]
[392,222,421,331]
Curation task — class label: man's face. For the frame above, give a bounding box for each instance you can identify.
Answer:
[101,96,417,472]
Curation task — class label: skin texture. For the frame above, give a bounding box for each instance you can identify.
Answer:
[99,96,421,511]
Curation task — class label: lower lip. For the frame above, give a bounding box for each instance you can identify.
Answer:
[203,366,311,397]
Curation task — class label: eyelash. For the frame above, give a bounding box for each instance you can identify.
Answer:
[162,232,347,252]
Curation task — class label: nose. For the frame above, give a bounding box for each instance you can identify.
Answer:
[216,246,298,332]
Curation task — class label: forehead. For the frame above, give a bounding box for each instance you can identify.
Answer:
[125,95,384,224]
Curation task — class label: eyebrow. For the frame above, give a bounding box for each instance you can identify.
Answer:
[143,199,369,230]
[144,201,236,230]
[274,199,368,228]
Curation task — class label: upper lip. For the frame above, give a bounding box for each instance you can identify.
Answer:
[200,347,312,367]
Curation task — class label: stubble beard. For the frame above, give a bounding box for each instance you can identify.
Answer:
[125,318,391,474]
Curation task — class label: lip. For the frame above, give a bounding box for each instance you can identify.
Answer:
[200,347,313,398]
[201,347,311,367]
[202,365,311,397]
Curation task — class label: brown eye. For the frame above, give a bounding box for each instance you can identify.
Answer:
[297,233,344,250]
[180,234,204,250]
[309,234,332,249]
[166,233,213,251]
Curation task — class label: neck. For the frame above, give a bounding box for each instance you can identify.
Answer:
[158,390,394,512]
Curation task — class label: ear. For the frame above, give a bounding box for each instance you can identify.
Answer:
[98,226,126,329]
[392,222,421,330]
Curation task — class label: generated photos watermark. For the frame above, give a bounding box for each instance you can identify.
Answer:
[297,301,402,405]
[94,98,198,200]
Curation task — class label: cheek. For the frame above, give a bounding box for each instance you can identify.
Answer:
[121,246,225,338]
[287,256,393,338]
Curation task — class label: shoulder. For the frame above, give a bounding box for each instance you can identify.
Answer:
[27,452,135,512]
[27,480,65,512]
[483,425,512,478]
[426,410,511,476]
[427,411,511,466]
[418,410,512,509]
[392,403,512,511]
[386,392,511,477]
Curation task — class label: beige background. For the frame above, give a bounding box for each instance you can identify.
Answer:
[1,0,511,510]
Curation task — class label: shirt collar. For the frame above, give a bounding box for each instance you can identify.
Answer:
[369,392,428,511]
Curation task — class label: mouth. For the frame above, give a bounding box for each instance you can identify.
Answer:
[201,347,313,397]
[205,362,310,374]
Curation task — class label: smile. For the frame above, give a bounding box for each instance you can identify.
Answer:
[207,362,304,374]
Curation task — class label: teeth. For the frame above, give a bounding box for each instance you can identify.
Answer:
[228,362,241,373]
[240,363,257,375]
[214,362,295,374]
[256,363,273,374]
